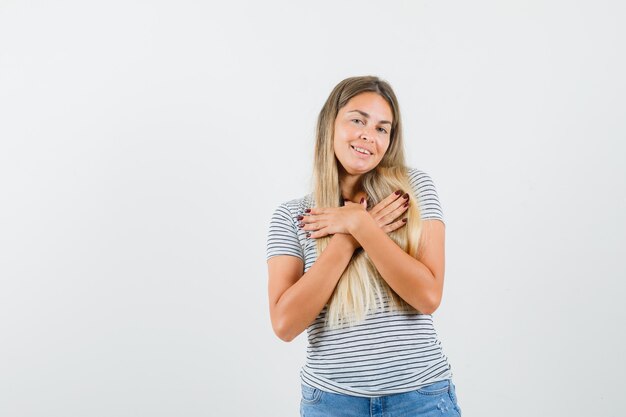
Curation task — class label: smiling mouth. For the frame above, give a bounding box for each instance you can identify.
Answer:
[351,145,373,155]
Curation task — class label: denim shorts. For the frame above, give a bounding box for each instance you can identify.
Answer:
[300,379,462,417]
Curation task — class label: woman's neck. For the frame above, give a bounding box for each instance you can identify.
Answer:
[339,174,366,203]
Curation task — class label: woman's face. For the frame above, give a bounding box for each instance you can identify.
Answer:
[333,92,393,177]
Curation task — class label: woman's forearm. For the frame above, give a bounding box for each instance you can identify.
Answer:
[273,234,356,342]
[349,214,444,314]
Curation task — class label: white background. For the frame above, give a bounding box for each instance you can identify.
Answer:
[1,1,625,416]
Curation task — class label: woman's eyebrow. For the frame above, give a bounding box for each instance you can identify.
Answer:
[347,109,392,125]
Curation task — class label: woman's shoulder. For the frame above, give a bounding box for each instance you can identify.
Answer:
[272,193,314,216]
[404,166,445,223]
[405,166,434,183]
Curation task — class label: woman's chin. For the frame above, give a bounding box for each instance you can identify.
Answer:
[341,165,376,176]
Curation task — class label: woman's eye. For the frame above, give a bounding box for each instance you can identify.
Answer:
[378,127,388,134]
[351,119,364,125]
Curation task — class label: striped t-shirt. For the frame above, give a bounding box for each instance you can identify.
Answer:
[266,167,453,397]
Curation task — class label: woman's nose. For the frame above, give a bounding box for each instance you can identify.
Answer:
[360,127,375,141]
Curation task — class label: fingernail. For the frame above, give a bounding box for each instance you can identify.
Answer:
[403,201,409,207]
[306,232,311,238]
[305,209,311,213]
[360,197,365,203]
[402,218,407,223]
[297,215,304,220]
[403,193,409,199]
[395,190,402,195]
[298,222,304,227]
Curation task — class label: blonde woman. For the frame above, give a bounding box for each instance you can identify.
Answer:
[266,76,461,417]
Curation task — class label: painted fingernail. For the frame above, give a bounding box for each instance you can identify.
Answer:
[403,201,409,207]
[297,215,304,220]
[306,232,311,238]
[403,193,409,199]
[360,197,365,203]
[395,190,402,195]
[402,218,407,223]
[305,209,311,213]
[298,222,304,227]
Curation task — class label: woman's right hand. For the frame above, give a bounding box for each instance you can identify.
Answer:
[366,190,411,234]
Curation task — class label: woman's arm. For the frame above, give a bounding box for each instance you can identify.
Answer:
[348,215,445,314]
[267,234,358,342]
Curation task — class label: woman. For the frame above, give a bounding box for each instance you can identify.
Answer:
[266,76,461,417]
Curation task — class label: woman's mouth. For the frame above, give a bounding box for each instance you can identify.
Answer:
[351,145,373,156]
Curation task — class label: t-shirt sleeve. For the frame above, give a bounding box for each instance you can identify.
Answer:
[266,203,305,261]
[408,168,445,225]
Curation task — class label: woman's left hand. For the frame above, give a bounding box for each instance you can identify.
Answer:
[299,199,368,238]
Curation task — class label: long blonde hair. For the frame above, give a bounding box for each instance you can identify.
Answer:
[312,75,424,330]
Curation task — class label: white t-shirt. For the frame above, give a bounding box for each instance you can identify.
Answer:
[266,167,453,397]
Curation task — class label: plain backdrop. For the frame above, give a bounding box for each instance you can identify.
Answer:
[1,1,625,416]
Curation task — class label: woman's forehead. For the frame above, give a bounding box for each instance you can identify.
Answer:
[341,93,393,122]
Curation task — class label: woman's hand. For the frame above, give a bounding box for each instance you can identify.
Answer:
[299,199,368,239]
[299,190,410,240]
[367,190,411,233]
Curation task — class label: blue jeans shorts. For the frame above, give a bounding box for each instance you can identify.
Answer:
[300,379,462,417]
